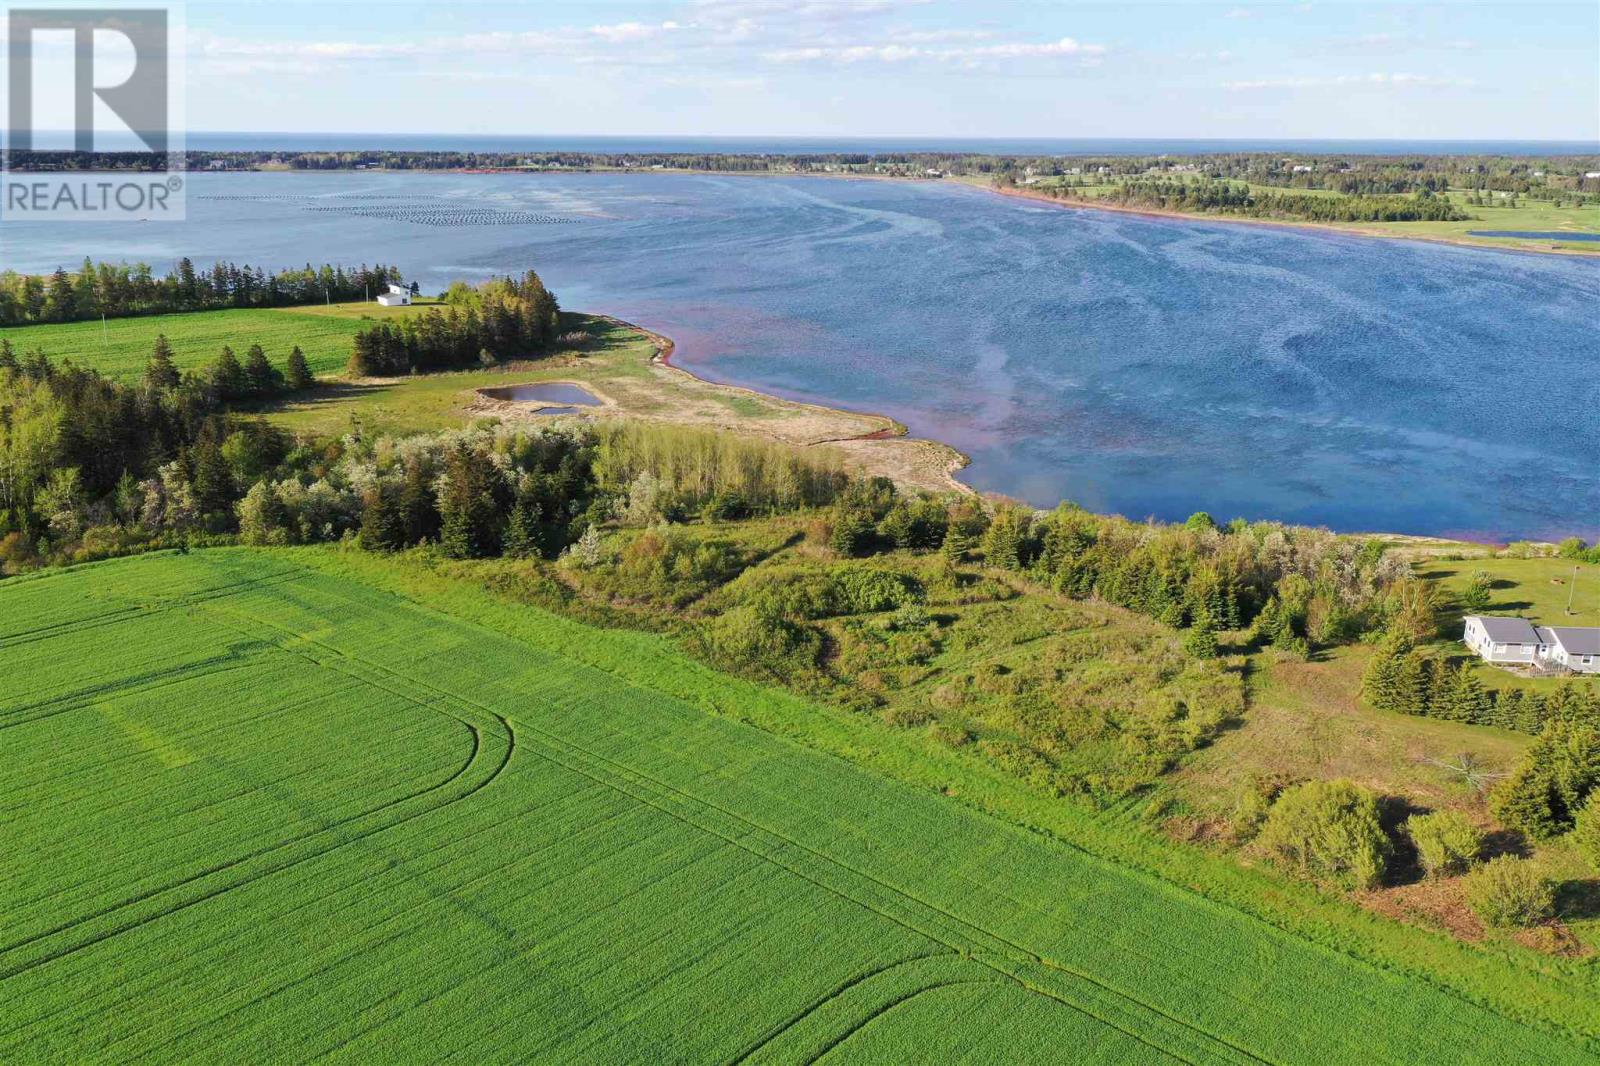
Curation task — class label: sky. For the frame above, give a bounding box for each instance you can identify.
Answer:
[51,1,1600,141]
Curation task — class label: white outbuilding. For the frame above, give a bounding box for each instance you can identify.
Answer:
[376,283,411,307]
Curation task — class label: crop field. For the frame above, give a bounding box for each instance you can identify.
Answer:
[3,549,1598,1062]
[0,300,431,383]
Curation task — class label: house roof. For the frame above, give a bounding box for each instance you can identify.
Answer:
[1467,615,1540,644]
[1544,627,1600,656]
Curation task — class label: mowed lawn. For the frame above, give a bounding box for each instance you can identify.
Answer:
[2,550,1597,1063]
[0,300,432,383]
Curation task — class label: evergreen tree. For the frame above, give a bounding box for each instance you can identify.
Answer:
[1394,651,1433,716]
[941,525,973,564]
[1492,720,1600,840]
[284,346,313,391]
[503,497,543,559]
[829,507,875,558]
[1183,610,1220,659]
[243,344,277,397]
[1361,635,1409,712]
[360,483,406,552]
[189,438,234,525]
[145,334,180,391]
[398,460,440,546]
[210,346,246,400]
[981,507,1028,571]
[437,443,504,559]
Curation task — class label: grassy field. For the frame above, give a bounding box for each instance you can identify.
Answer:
[3,547,1600,1061]
[0,299,435,383]
[998,175,1600,254]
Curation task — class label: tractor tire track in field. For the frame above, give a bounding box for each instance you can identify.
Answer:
[0,643,277,732]
[805,980,1017,1065]
[0,569,305,649]
[264,628,1264,1066]
[0,635,516,982]
[499,718,1251,1066]
[729,952,984,1064]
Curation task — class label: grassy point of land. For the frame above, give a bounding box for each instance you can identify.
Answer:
[268,313,969,494]
[982,176,1600,256]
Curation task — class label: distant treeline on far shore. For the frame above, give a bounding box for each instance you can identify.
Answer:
[9,148,1599,198]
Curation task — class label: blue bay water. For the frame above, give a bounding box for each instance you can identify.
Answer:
[1,171,1596,540]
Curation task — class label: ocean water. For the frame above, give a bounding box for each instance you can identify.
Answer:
[2,171,1596,540]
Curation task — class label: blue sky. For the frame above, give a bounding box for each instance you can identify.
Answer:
[175,1,1597,140]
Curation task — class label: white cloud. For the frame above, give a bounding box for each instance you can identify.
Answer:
[764,35,1105,64]
[1224,72,1475,90]
[589,21,682,43]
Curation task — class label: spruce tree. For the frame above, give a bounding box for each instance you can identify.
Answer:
[243,344,276,397]
[210,346,245,401]
[145,334,180,391]
[360,484,406,552]
[1394,651,1432,716]
[1361,636,1408,712]
[284,346,313,391]
[503,497,543,559]
[1183,611,1220,659]
[941,525,972,564]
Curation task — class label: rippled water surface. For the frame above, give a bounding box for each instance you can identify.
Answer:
[5,172,1596,539]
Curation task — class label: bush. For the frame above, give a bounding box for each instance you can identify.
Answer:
[1256,779,1391,890]
[698,605,819,682]
[1572,795,1600,874]
[829,508,876,557]
[1463,856,1555,928]
[834,567,923,614]
[1406,810,1483,878]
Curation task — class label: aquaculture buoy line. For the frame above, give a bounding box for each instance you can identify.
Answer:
[196,193,580,227]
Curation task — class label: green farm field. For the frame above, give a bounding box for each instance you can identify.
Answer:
[0,299,434,383]
[4,548,1600,1062]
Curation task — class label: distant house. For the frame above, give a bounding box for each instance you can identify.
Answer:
[1536,627,1600,675]
[1463,615,1600,675]
[1462,615,1544,665]
[376,283,410,307]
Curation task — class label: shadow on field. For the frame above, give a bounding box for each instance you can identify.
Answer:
[1555,879,1600,921]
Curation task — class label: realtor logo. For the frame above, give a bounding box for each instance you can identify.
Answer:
[2,3,185,221]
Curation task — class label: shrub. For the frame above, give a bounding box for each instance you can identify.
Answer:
[834,567,923,614]
[1572,795,1600,874]
[1256,779,1391,890]
[829,508,875,557]
[1459,570,1493,612]
[698,605,819,682]
[1406,810,1483,878]
[1463,856,1555,928]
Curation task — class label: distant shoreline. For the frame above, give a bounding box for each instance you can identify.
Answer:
[983,182,1600,258]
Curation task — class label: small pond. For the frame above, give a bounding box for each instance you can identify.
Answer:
[481,382,602,406]
[1466,230,1600,241]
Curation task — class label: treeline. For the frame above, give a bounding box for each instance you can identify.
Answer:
[1089,179,1469,223]
[348,271,559,376]
[0,390,853,573]
[827,493,1412,657]
[0,344,309,562]
[1363,637,1600,734]
[0,258,403,326]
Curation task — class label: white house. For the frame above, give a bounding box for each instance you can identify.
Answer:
[1536,627,1600,675]
[1464,615,1600,675]
[1462,615,1544,665]
[376,283,410,307]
